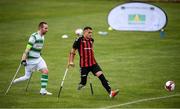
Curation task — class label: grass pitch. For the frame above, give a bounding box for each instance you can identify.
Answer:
[0,0,180,108]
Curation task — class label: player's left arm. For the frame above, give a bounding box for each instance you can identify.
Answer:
[21,35,35,65]
[21,44,32,66]
[21,44,32,61]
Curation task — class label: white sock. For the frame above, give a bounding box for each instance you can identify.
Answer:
[13,76,29,83]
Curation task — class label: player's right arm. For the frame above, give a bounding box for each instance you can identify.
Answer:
[68,37,80,67]
[68,48,76,67]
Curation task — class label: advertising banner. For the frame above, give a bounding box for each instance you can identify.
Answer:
[108,2,168,31]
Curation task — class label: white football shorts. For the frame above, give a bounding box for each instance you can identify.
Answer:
[25,57,47,77]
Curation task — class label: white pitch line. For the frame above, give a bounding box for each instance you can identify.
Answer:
[103,94,180,109]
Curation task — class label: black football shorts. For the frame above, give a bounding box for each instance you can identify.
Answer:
[80,64,102,76]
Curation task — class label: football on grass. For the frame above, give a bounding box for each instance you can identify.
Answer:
[165,81,175,92]
[75,28,83,36]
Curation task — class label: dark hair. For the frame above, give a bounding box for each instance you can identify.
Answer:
[38,22,47,28]
[83,26,92,31]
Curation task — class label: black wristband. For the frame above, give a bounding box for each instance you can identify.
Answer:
[21,60,27,66]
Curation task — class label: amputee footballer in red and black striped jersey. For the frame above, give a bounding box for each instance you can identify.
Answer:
[68,26,119,98]
[73,35,96,67]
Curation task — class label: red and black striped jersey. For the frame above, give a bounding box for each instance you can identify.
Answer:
[73,36,96,67]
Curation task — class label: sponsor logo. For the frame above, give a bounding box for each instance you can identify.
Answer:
[84,48,91,50]
[128,14,146,24]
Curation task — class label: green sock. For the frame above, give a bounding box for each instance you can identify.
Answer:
[41,74,48,90]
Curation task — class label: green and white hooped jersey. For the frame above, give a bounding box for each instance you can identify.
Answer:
[27,32,44,59]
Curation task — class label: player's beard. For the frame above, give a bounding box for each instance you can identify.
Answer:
[42,31,47,35]
[87,35,92,39]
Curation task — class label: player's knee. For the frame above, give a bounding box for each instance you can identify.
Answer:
[95,71,103,77]
[41,68,48,74]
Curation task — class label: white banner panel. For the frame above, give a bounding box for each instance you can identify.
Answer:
[108,2,168,31]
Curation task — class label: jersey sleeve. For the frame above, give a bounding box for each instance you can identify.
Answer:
[28,35,36,46]
[72,37,80,49]
[92,38,94,43]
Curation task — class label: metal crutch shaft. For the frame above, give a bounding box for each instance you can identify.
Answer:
[5,63,22,95]
[89,76,94,95]
[25,72,33,92]
[58,67,69,98]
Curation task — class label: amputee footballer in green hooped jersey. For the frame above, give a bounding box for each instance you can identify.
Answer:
[13,22,52,95]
